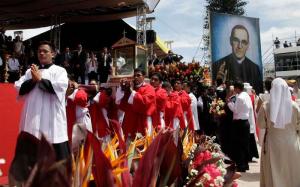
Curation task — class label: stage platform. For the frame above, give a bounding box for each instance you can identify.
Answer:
[0,83,23,185]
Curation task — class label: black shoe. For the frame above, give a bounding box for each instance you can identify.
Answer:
[237,168,246,172]
[236,165,248,172]
[224,159,233,164]
[236,167,246,172]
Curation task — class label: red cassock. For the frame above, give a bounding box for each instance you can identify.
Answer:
[118,83,156,138]
[164,91,185,129]
[178,90,194,131]
[89,91,114,138]
[151,86,168,128]
[66,89,88,140]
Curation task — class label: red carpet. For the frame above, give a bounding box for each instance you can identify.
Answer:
[0,84,23,184]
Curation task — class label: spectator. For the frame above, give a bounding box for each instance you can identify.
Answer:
[13,36,24,57]
[87,51,98,82]
[0,29,6,49]
[97,47,112,83]
[274,37,280,49]
[297,38,300,46]
[6,36,13,52]
[148,53,160,66]
[163,50,174,65]
[283,41,289,48]
[61,47,73,74]
[72,44,87,84]
[8,53,20,83]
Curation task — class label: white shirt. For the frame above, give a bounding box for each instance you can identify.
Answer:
[197,96,203,111]
[8,58,20,71]
[87,57,97,73]
[189,93,200,130]
[104,54,108,66]
[0,56,3,66]
[228,91,255,133]
[15,65,69,143]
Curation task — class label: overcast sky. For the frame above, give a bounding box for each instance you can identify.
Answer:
[126,0,300,63]
[7,0,300,63]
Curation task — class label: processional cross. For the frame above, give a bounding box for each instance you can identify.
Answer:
[123,29,127,38]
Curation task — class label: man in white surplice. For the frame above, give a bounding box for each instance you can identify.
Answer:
[15,41,69,160]
[183,82,200,131]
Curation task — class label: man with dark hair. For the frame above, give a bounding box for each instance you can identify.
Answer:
[150,73,167,129]
[162,81,184,130]
[98,47,112,83]
[227,80,254,172]
[73,44,87,84]
[116,68,156,139]
[15,40,70,160]
[173,80,194,131]
[212,25,263,93]
[183,81,200,131]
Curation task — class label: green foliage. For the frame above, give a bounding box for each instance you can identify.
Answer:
[203,0,248,50]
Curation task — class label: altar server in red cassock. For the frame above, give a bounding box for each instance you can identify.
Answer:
[173,80,195,131]
[91,87,115,141]
[150,73,167,129]
[66,81,92,151]
[116,68,156,139]
[162,82,184,130]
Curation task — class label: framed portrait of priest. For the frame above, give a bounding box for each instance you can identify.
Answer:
[210,12,263,93]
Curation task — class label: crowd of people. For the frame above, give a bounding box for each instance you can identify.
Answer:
[0,30,115,85]
[274,36,300,49]
[5,38,300,187]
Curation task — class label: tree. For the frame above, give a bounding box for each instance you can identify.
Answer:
[204,0,247,29]
[202,0,247,53]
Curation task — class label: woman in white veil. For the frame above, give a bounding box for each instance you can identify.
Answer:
[257,78,300,187]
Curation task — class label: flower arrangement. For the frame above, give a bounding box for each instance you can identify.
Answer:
[184,136,239,187]
[8,123,240,187]
[148,62,210,84]
[209,98,226,117]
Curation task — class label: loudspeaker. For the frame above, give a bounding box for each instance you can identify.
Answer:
[146,30,156,44]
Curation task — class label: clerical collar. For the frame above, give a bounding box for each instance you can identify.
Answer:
[39,63,53,69]
[236,57,245,64]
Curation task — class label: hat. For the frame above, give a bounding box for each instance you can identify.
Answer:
[243,82,252,93]
[243,82,252,89]
[287,79,296,86]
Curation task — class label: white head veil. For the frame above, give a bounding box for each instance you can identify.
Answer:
[270,78,293,129]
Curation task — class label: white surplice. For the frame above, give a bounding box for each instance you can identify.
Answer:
[189,92,200,130]
[15,65,69,143]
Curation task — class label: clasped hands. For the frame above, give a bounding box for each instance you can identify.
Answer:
[31,64,42,82]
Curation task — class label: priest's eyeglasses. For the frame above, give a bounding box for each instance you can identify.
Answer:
[231,37,248,47]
